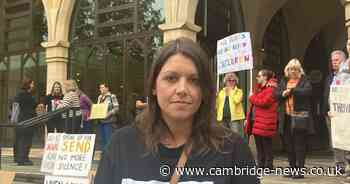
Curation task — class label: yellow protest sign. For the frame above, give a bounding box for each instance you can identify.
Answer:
[0,171,15,184]
[89,103,108,120]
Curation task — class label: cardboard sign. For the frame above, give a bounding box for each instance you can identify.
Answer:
[41,133,96,177]
[89,104,108,119]
[0,171,15,184]
[330,85,350,151]
[44,175,90,184]
[217,32,253,74]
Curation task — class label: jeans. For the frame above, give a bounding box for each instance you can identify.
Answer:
[222,119,246,141]
[98,123,113,151]
[80,120,93,134]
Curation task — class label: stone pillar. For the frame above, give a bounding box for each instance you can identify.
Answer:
[159,0,202,43]
[345,0,350,41]
[41,0,76,94]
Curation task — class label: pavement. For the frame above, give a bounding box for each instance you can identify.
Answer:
[1,148,349,184]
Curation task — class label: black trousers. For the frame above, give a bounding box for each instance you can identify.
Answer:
[63,115,82,134]
[254,135,273,168]
[14,127,34,162]
[283,115,308,168]
[47,116,65,133]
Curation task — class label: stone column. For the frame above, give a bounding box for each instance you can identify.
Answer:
[345,1,350,41]
[41,0,76,94]
[159,0,202,43]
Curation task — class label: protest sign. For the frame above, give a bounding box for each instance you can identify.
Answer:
[41,133,96,177]
[44,175,90,184]
[216,32,253,74]
[89,103,108,119]
[41,133,63,173]
[329,85,350,151]
[0,171,15,184]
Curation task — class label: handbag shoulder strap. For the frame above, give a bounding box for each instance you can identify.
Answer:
[170,144,192,184]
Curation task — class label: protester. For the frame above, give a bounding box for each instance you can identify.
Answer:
[13,78,37,166]
[135,95,147,116]
[276,58,314,179]
[216,72,245,137]
[96,83,119,151]
[323,50,348,174]
[245,69,278,170]
[57,80,81,133]
[44,81,64,132]
[94,37,258,184]
[77,89,93,133]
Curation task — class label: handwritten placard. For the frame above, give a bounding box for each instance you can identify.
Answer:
[41,133,96,177]
[90,103,108,119]
[217,32,253,74]
[330,85,350,151]
[44,175,90,184]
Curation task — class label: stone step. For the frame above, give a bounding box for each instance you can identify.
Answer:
[14,173,44,183]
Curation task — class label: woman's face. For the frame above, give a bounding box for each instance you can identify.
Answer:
[28,81,35,92]
[256,71,266,84]
[99,85,109,95]
[225,74,236,87]
[154,53,202,124]
[53,83,61,94]
[289,67,300,79]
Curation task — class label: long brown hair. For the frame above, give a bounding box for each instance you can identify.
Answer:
[136,37,230,155]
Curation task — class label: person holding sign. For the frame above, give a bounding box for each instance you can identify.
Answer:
[96,83,119,151]
[276,58,314,179]
[216,72,245,138]
[95,38,258,184]
[245,69,278,170]
[323,50,349,174]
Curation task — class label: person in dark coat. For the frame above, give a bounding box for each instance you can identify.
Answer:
[245,69,278,170]
[276,58,314,179]
[44,81,64,132]
[13,78,37,166]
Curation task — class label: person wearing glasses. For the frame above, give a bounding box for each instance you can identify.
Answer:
[216,72,245,138]
[245,69,278,170]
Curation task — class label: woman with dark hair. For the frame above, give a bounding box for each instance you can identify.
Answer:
[44,81,64,132]
[96,83,119,151]
[95,38,258,184]
[13,78,37,165]
[245,69,278,170]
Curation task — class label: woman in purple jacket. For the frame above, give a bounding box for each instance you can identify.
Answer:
[77,89,93,133]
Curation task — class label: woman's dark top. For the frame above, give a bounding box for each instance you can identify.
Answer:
[94,126,259,184]
[14,89,37,123]
[44,94,63,112]
[276,76,314,135]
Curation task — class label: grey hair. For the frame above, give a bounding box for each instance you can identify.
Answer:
[331,50,346,62]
